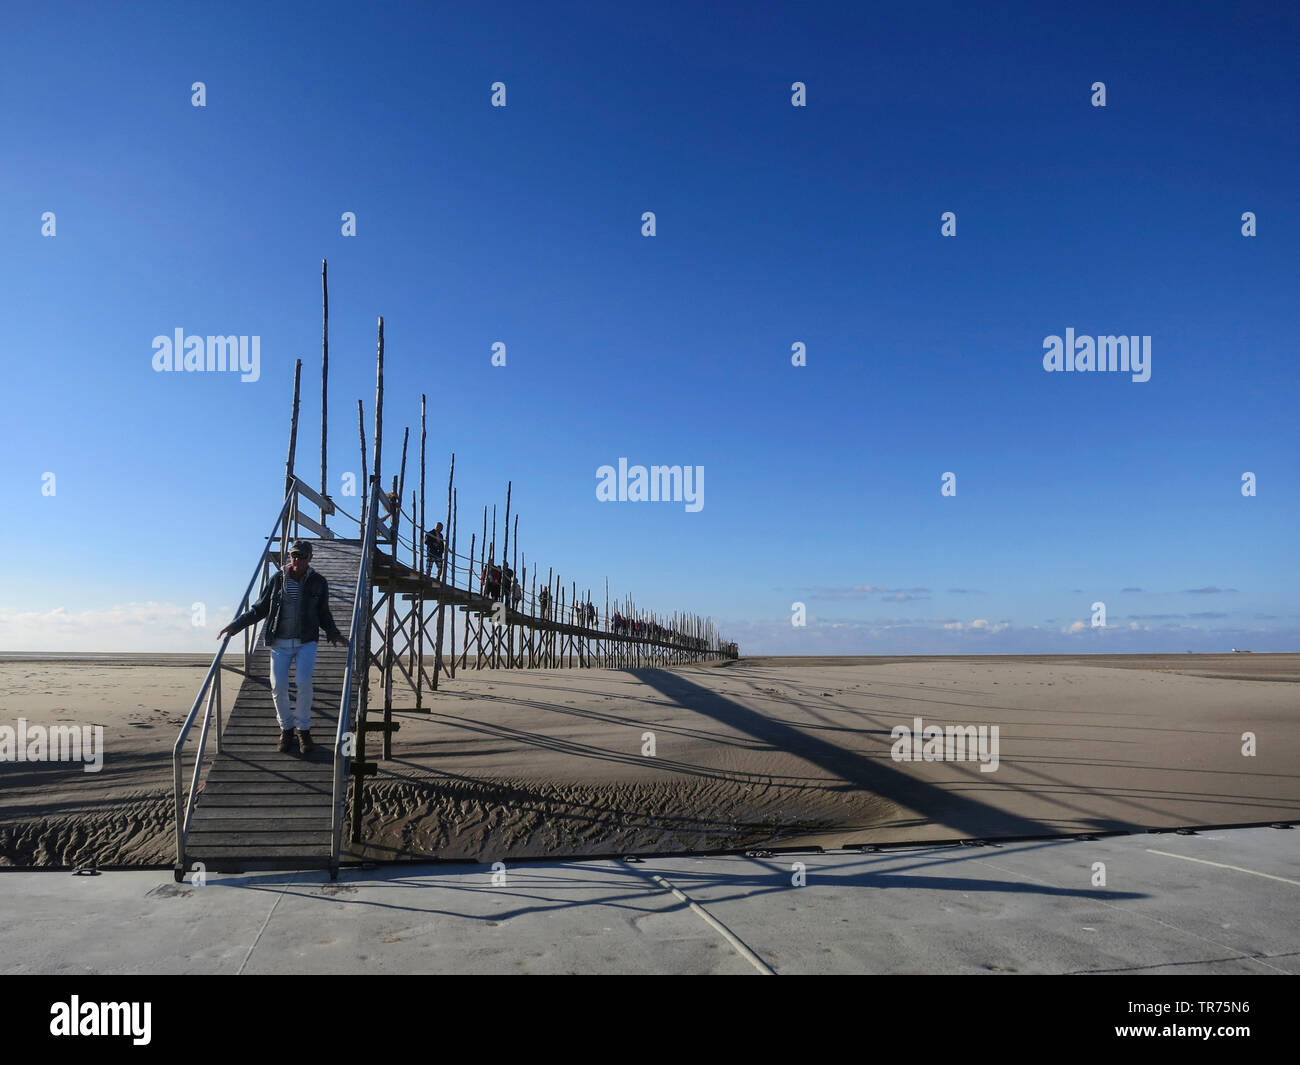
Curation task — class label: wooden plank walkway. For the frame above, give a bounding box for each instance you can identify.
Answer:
[186,540,364,872]
[372,550,715,652]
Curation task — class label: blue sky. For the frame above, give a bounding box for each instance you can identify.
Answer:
[2,0,1297,653]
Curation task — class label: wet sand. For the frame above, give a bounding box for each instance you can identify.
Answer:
[2,654,1297,866]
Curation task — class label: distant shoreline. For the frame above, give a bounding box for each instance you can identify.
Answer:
[1,650,1296,666]
[2,650,1297,684]
[729,653,1300,681]
[0,653,238,665]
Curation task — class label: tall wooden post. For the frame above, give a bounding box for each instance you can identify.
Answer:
[382,472,399,759]
[372,318,384,500]
[573,581,580,667]
[532,565,538,664]
[357,400,367,534]
[320,259,329,529]
[464,531,477,671]
[416,396,426,704]
[283,358,302,551]
[502,483,511,584]
[511,513,519,667]
[396,428,409,548]
[478,506,489,669]
[411,488,421,702]
[546,567,553,666]
[433,452,453,688]
[449,487,458,679]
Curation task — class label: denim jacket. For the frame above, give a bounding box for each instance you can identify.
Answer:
[227,566,343,647]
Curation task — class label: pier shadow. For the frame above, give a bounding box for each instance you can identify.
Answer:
[630,667,1055,840]
[194,840,1147,930]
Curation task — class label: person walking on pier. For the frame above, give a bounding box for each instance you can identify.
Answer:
[218,540,348,755]
[586,601,597,627]
[538,586,551,618]
[424,522,445,579]
[482,557,502,600]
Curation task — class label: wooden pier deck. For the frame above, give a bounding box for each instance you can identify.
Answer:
[372,549,720,653]
[175,272,735,879]
[185,540,363,873]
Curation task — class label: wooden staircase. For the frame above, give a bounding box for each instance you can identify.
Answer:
[184,540,364,873]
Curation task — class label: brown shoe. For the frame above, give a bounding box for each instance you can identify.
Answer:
[277,729,295,753]
[296,729,316,755]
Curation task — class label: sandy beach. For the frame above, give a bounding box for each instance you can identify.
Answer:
[2,654,1297,867]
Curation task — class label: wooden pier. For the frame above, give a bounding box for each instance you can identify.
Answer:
[172,263,737,879]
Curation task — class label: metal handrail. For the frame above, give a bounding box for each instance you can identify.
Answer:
[330,477,383,873]
[171,489,299,881]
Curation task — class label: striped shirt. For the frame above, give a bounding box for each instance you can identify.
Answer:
[275,572,305,639]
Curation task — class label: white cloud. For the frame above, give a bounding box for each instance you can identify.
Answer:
[0,602,237,652]
[943,618,1009,633]
[718,614,1300,655]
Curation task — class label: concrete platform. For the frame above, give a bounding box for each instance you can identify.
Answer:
[1,826,1295,975]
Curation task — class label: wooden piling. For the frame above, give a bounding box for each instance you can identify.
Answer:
[410,487,420,701]
[511,513,519,667]
[283,358,302,552]
[463,531,476,671]
[320,259,328,528]
[416,396,426,706]
[449,487,458,679]
[371,317,384,497]
[432,452,453,687]
[382,473,399,759]
[395,428,409,547]
[357,400,367,532]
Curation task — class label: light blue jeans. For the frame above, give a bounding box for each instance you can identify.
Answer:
[269,638,317,731]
